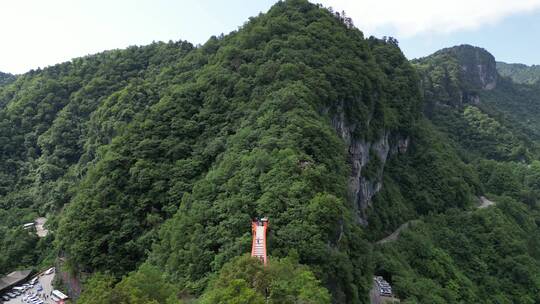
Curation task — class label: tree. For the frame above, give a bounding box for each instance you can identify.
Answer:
[200,255,331,304]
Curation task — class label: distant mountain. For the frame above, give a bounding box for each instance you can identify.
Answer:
[414,44,540,158]
[376,44,540,303]
[0,71,15,86]
[413,45,498,112]
[497,61,540,84]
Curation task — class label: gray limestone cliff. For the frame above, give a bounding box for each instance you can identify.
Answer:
[416,44,499,112]
[332,111,409,225]
[436,44,498,92]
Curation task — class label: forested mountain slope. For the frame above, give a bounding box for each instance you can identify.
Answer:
[414,45,539,160]
[370,44,540,303]
[497,61,540,85]
[0,71,15,86]
[57,2,423,302]
[1,1,540,303]
[0,41,194,274]
[1,1,421,302]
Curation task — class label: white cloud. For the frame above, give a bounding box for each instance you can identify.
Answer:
[314,0,540,37]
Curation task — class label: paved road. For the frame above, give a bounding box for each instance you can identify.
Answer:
[376,220,420,245]
[4,272,55,304]
[35,218,48,238]
[478,196,495,209]
[376,196,494,245]
[376,222,411,245]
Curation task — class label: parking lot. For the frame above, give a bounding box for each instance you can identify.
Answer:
[370,276,400,304]
[3,271,55,304]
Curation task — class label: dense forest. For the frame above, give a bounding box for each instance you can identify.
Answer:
[0,71,15,86]
[497,61,540,85]
[2,1,540,303]
[369,44,540,303]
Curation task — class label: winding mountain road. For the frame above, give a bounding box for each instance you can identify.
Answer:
[478,196,495,209]
[376,220,420,245]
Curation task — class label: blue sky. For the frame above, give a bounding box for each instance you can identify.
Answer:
[393,10,540,64]
[1,0,539,74]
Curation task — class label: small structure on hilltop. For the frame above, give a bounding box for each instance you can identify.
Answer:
[251,217,269,265]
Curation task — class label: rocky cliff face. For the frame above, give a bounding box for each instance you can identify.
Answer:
[340,44,497,223]
[450,45,498,90]
[0,71,15,86]
[416,44,499,112]
[332,110,409,224]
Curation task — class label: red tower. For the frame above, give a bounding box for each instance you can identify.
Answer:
[251,217,269,265]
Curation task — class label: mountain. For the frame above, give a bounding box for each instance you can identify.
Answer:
[413,45,498,112]
[0,41,194,275]
[1,1,540,303]
[0,1,421,302]
[56,2,423,302]
[0,71,15,86]
[414,45,539,161]
[497,61,540,84]
[372,44,540,303]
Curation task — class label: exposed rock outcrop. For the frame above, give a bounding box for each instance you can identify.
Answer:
[332,110,409,224]
[439,44,498,91]
[417,44,499,112]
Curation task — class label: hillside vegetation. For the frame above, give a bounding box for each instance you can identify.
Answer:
[497,61,540,85]
[371,44,540,303]
[0,71,15,86]
[1,1,540,303]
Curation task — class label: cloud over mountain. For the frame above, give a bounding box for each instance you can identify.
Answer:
[315,0,540,37]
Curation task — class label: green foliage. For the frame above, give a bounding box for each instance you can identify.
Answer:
[0,227,38,274]
[480,77,540,139]
[0,41,193,274]
[0,1,422,302]
[371,42,540,303]
[431,104,534,161]
[367,119,480,239]
[76,273,116,304]
[78,264,183,304]
[50,1,419,303]
[413,44,497,116]
[200,279,265,304]
[0,207,54,275]
[413,52,462,109]
[3,1,540,303]
[374,199,540,303]
[497,61,540,85]
[0,71,15,86]
[199,255,330,304]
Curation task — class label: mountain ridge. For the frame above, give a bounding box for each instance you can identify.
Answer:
[1,1,540,303]
[0,71,15,86]
[497,61,540,84]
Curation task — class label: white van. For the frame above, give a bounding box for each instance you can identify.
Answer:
[44,267,55,275]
